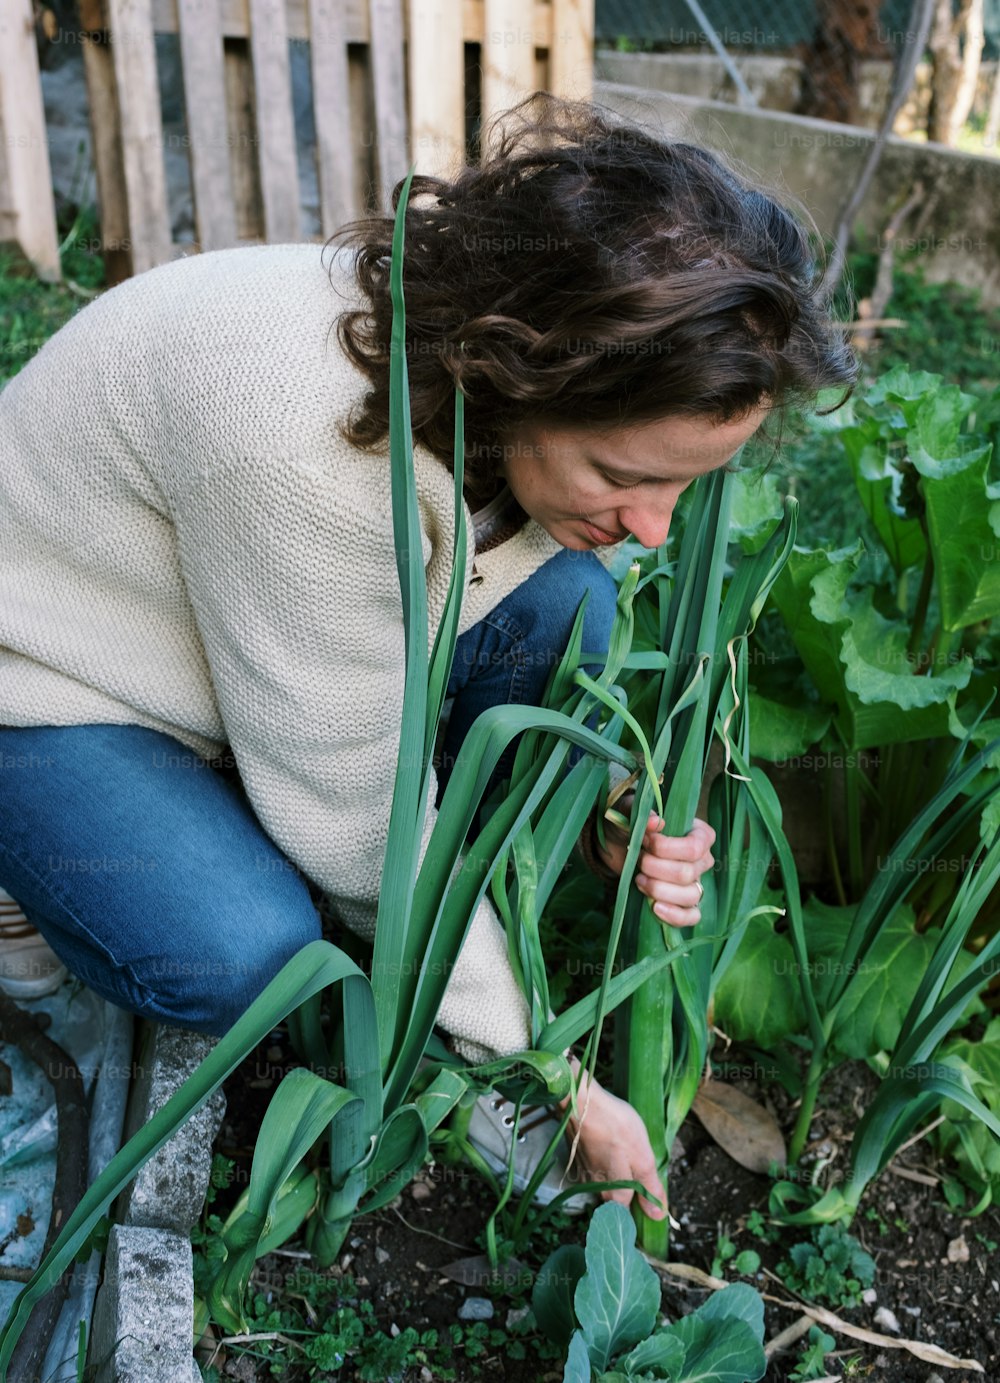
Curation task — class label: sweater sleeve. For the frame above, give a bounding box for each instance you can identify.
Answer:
[169,449,531,1064]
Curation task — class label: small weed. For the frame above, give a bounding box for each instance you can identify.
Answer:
[776,1223,876,1310]
[745,1208,780,1244]
[864,1207,889,1236]
[710,1231,761,1279]
[789,1324,836,1381]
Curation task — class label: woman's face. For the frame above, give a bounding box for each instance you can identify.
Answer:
[499,407,769,550]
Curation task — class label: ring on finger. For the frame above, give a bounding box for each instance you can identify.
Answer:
[695,880,704,901]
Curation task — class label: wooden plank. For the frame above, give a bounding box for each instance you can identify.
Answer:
[106,0,173,272]
[349,43,378,212]
[463,1,551,48]
[177,0,238,249]
[481,0,535,151]
[247,0,301,240]
[549,0,592,99]
[224,37,265,238]
[154,0,371,43]
[0,0,61,280]
[306,0,356,233]
[368,0,409,211]
[81,21,134,284]
[151,0,555,48]
[407,0,465,178]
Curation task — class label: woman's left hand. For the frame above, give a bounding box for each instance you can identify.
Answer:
[559,1059,667,1219]
[595,812,716,927]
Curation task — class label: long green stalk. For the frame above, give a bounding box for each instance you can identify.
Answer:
[602,471,799,1254]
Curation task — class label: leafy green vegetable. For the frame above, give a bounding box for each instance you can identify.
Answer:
[934,1017,1000,1210]
[804,899,947,1059]
[712,903,805,1049]
[533,1204,767,1382]
[574,1204,661,1370]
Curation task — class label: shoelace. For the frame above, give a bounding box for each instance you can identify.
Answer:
[488,1095,554,1145]
[0,893,36,939]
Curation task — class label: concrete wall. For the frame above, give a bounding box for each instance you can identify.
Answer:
[594,51,1000,136]
[593,80,1000,307]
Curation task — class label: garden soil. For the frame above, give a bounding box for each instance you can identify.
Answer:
[205,1034,1000,1382]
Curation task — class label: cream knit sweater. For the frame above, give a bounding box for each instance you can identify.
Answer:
[0,242,578,1061]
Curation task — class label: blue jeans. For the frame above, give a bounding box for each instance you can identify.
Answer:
[0,550,616,1035]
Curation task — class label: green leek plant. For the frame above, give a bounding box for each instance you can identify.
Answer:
[478,469,801,1259]
[604,474,798,1256]
[0,171,665,1368]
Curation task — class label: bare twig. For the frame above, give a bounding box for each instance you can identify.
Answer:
[644,1257,985,1371]
[851,181,925,352]
[0,1267,34,1283]
[894,1114,946,1156]
[764,1313,814,1357]
[888,1165,940,1187]
[822,0,937,302]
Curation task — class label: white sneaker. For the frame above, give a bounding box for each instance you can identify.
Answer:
[468,1090,595,1214]
[0,887,67,998]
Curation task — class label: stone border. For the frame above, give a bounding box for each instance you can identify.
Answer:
[90,1025,225,1383]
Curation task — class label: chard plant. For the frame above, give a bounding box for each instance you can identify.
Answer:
[748,365,1000,912]
[0,173,668,1366]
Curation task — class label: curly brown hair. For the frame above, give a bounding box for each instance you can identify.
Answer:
[329,92,856,506]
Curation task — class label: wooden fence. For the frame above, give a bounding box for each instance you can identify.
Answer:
[0,1,61,281]
[0,0,593,284]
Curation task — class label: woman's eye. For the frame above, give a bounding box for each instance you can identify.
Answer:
[602,471,641,491]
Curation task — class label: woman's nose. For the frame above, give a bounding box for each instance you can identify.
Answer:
[620,503,674,550]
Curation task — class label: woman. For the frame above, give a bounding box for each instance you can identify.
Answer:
[0,95,854,1215]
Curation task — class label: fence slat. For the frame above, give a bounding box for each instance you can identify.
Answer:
[368,0,409,210]
[74,0,584,274]
[178,0,238,249]
[81,12,133,285]
[106,0,173,272]
[223,37,265,238]
[307,0,357,232]
[550,0,592,99]
[481,0,536,150]
[407,0,465,177]
[155,0,372,42]
[0,0,61,280]
[460,0,554,47]
[248,0,301,240]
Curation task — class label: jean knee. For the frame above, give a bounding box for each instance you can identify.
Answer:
[539,550,618,668]
[153,894,323,1036]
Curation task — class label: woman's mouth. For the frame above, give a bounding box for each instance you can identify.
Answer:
[581,519,624,546]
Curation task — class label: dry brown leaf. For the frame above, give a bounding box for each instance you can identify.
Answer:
[691,1080,786,1174]
[787,1299,984,1372]
[440,1253,529,1288]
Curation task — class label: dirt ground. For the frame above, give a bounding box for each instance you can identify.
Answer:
[205,1032,1000,1382]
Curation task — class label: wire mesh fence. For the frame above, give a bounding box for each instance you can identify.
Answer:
[596,0,1000,56]
[596,0,1000,136]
